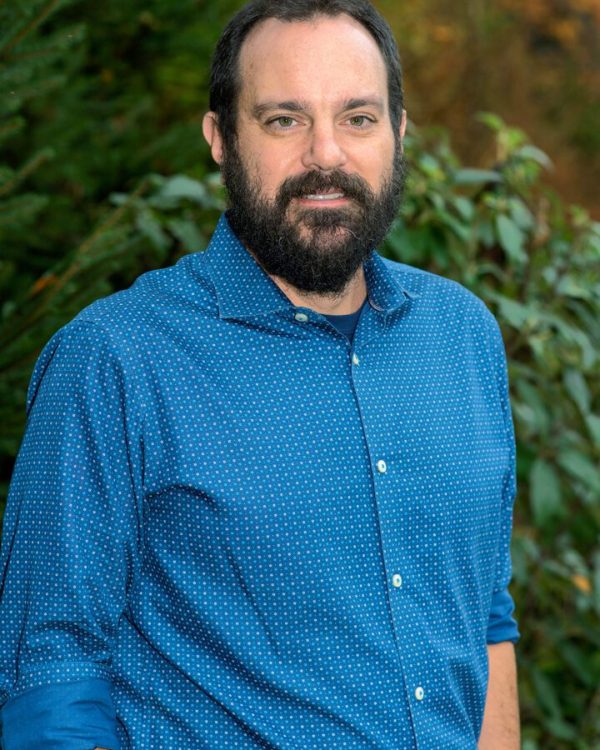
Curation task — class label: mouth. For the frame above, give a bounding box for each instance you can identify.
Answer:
[304,191,345,200]
[296,191,349,207]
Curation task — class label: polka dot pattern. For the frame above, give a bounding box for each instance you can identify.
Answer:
[0,214,519,749]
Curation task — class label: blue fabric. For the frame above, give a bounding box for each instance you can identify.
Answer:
[486,587,520,644]
[0,214,519,749]
[1,679,119,750]
[323,301,367,341]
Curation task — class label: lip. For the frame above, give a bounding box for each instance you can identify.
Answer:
[296,193,350,207]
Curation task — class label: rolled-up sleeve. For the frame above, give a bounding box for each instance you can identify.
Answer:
[486,320,520,646]
[1,679,119,750]
[0,321,143,748]
[487,587,520,644]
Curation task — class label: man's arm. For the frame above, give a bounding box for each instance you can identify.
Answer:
[478,642,520,750]
[0,322,142,749]
[479,319,520,749]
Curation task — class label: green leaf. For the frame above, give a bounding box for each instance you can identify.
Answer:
[452,196,475,221]
[429,192,445,212]
[510,534,540,586]
[585,414,600,447]
[559,450,600,495]
[451,168,502,185]
[159,175,207,204]
[494,294,538,329]
[514,144,553,169]
[437,210,471,241]
[559,641,596,686]
[496,214,527,264]
[135,210,169,252]
[531,668,562,719]
[530,459,563,526]
[544,717,577,741]
[476,112,506,131]
[418,153,443,179]
[166,218,204,252]
[547,314,598,369]
[514,380,551,435]
[564,369,591,415]
[509,197,535,231]
[477,220,496,248]
[556,275,592,300]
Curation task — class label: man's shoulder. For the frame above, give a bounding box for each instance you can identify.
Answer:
[73,250,218,338]
[32,252,218,384]
[381,254,498,328]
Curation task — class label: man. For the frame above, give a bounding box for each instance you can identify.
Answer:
[0,1,520,748]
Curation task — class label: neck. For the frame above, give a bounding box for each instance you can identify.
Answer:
[269,267,367,315]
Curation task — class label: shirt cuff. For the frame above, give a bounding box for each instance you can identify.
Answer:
[486,587,520,644]
[1,678,120,750]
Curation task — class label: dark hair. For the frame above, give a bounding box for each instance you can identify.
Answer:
[209,0,404,148]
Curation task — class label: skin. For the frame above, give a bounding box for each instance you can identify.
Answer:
[203,14,406,314]
[203,14,520,748]
[479,642,520,749]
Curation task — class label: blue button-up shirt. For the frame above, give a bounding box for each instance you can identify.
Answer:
[0,214,519,750]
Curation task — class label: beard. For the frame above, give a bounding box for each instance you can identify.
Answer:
[221,139,407,297]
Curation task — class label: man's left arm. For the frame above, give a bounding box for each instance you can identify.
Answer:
[478,642,520,750]
[479,319,521,749]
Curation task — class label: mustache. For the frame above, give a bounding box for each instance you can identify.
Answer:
[276,169,375,209]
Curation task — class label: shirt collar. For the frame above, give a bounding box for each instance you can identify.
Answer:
[204,213,413,321]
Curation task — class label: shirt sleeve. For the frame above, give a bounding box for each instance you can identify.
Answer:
[486,318,520,645]
[0,321,143,748]
[1,679,120,750]
[487,587,520,644]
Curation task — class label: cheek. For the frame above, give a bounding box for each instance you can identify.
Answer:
[363,136,396,186]
[246,155,286,200]
[373,154,396,191]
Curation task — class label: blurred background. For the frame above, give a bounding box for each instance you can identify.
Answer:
[381,0,600,214]
[0,1,599,747]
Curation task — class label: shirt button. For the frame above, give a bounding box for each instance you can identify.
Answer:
[415,687,425,701]
[295,312,309,323]
[392,574,403,588]
[376,460,387,474]
[352,353,360,366]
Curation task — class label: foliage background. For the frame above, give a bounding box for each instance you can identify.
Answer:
[1,1,599,747]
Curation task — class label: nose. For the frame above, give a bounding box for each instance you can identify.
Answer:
[301,121,347,172]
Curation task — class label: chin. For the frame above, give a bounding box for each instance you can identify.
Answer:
[298,223,355,246]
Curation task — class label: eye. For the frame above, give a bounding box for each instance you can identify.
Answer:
[348,115,374,128]
[266,116,297,129]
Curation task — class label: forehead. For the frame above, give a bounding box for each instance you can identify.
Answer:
[238,14,389,111]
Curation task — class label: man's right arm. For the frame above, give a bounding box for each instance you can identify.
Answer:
[2,680,119,750]
[0,322,143,749]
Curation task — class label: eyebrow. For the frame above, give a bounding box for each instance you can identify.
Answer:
[252,100,309,118]
[342,97,385,113]
[251,97,385,119]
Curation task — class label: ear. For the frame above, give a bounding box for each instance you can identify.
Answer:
[202,112,224,165]
[399,109,407,153]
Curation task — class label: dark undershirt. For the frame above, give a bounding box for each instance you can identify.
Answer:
[323,298,367,342]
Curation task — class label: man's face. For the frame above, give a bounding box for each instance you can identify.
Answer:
[204,14,407,296]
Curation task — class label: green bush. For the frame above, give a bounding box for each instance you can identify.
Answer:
[1,1,599,747]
